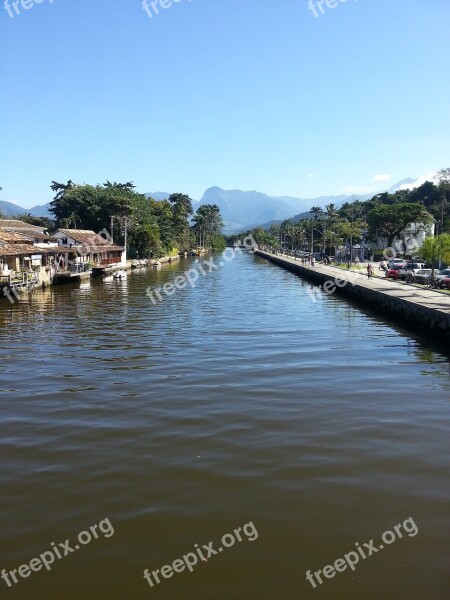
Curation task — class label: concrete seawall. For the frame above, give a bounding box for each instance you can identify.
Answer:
[256,250,450,340]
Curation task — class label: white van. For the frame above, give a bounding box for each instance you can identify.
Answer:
[387,258,407,268]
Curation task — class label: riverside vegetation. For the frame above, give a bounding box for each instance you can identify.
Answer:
[230,169,450,263]
[0,181,226,258]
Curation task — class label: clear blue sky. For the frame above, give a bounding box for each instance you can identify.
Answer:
[1,0,449,208]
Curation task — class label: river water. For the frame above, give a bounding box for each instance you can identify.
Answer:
[0,251,449,600]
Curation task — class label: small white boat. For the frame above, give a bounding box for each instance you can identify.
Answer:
[113,270,127,279]
[152,261,161,268]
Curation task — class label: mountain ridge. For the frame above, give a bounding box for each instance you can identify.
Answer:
[0,175,431,232]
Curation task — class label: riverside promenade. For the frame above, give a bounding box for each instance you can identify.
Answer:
[256,250,450,340]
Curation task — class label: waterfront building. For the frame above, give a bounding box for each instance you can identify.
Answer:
[54,229,126,277]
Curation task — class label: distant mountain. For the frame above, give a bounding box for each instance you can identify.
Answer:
[0,200,51,218]
[29,203,52,217]
[197,187,315,232]
[257,194,368,230]
[146,192,172,201]
[2,174,437,231]
[0,200,27,217]
[257,178,430,230]
[148,182,433,233]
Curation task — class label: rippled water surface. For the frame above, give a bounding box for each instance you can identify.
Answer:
[0,252,449,599]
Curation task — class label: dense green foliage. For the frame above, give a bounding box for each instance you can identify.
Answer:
[192,204,223,248]
[225,227,279,249]
[47,181,225,258]
[230,170,450,259]
[10,213,56,231]
[420,234,450,267]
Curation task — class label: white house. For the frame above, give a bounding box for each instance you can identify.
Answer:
[377,221,435,258]
[54,229,126,271]
[0,221,57,287]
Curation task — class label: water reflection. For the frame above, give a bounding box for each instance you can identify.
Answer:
[0,253,448,600]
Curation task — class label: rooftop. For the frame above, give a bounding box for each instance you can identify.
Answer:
[0,244,42,257]
[0,220,46,232]
[57,229,124,251]
[0,231,31,244]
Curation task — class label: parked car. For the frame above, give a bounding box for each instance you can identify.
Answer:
[435,268,450,286]
[405,261,427,274]
[439,276,450,290]
[413,269,441,284]
[387,258,407,268]
[386,266,404,280]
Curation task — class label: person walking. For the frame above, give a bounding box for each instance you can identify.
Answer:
[367,263,374,279]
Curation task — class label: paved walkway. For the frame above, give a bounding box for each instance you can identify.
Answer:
[259,251,450,316]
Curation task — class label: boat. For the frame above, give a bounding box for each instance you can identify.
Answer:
[152,261,161,268]
[113,270,127,279]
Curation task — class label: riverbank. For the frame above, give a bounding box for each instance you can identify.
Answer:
[125,253,181,271]
[256,249,450,340]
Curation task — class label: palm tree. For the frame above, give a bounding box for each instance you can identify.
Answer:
[302,218,315,253]
[192,204,223,247]
[192,212,206,247]
[295,221,308,252]
[340,199,364,263]
[309,206,324,253]
[280,219,293,250]
[325,203,337,222]
[310,206,323,220]
[324,203,338,255]
[419,234,450,280]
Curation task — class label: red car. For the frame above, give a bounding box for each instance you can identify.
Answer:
[439,276,450,290]
[385,266,403,280]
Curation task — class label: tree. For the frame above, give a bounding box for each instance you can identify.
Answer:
[325,203,338,222]
[301,218,315,253]
[339,200,365,262]
[436,168,450,185]
[280,219,297,250]
[309,206,323,220]
[132,224,161,258]
[169,193,193,221]
[168,193,194,252]
[192,204,223,247]
[149,199,174,255]
[11,213,55,231]
[234,227,278,248]
[49,181,135,232]
[366,202,433,249]
[434,169,450,235]
[324,203,341,257]
[294,221,308,252]
[419,234,450,278]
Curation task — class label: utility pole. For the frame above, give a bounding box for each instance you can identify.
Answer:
[111,216,114,243]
